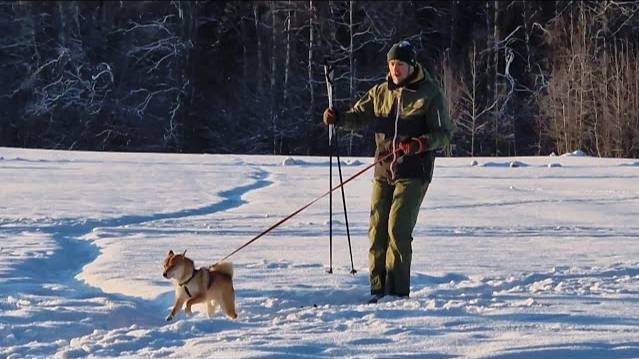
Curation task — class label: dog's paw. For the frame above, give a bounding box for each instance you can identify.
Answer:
[185,308,193,317]
[165,314,174,321]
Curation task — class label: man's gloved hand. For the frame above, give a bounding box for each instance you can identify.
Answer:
[397,135,430,155]
[323,107,338,126]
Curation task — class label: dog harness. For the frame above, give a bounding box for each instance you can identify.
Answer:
[179,267,214,298]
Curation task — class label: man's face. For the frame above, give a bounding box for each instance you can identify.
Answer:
[388,59,412,85]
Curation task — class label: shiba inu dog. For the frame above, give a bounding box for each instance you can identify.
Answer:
[162,250,237,321]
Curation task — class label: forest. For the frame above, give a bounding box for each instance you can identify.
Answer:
[0,1,638,158]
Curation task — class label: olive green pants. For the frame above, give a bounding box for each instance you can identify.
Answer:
[368,178,429,296]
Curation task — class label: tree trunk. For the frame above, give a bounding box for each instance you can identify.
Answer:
[254,2,263,93]
[348,0,355,155]
[283,0,291,106]
[493,0,500,156]
[471,42,477,157]
[270,1,278,155]
[307,0,315,155]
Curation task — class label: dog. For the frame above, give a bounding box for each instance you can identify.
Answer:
[162,250,237,321]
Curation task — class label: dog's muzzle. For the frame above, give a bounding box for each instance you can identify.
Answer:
[162,271,168,278]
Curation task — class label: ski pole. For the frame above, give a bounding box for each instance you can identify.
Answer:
[324,62,334,274]
[324,61,356,275]
[334,133,356,274]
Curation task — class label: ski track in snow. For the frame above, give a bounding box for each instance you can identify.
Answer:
[427,195,639,211]
[80,225,639,241]
[0,161,273,358]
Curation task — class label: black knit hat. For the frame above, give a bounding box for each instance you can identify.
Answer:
[386,40,416,66]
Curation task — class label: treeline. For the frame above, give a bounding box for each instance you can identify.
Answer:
[0,1,638,157]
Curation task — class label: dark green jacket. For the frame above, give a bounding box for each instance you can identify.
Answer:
[339,63,454,183]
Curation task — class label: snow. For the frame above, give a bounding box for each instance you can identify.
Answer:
[561,149,588,157]
[1,146,638,358]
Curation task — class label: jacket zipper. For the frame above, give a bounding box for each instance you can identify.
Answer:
[390,88,402,181]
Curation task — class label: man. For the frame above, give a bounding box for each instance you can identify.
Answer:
[323,40,454,303]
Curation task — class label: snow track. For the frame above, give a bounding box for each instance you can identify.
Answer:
[1,152,274,358]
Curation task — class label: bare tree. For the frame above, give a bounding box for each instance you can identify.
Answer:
[110,3,192,151]
[458,42,497,156]
[270,1,279,154]
[437,49,461,157]
[254,2,264,93]
[539,1,639,157]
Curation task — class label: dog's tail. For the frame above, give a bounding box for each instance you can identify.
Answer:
[211,261,233,278]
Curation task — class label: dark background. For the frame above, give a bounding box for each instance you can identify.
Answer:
[1,1,637,158]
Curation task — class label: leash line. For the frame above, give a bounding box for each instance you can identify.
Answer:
[216,151,397,264]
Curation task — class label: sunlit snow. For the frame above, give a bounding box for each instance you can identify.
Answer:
[1,147,638,358]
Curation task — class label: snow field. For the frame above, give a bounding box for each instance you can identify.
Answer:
[1,147,638,358]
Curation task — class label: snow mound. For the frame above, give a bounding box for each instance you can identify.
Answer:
[344,159,363,166]
[619,161,639,167]
[481,162,507,167]
[280,157,302,166]
[470,160,479,167]
[561,149,587,157]
[547,163,562,168]
[481,161,529,168]
[281,157,363,167]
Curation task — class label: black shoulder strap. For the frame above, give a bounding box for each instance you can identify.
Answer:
[180,267,198,297]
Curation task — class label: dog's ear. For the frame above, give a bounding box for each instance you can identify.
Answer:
[168,250,174,257]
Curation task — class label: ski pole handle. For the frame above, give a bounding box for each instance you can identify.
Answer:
[324,63,334,108]
[324,63,335,144]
